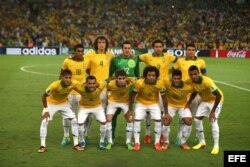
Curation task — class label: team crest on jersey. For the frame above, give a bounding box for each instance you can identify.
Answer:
[127,59,136,68]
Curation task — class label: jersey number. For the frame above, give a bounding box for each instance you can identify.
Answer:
[76,69,81,75]
[100,61,104,66]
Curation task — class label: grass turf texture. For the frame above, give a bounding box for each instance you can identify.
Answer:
[0,55,250,167]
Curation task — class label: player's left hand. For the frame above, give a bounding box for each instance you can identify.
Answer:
[209,111,216,122]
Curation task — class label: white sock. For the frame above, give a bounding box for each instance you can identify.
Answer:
[133,121,141,144]
[70,118,79,146]
[154,121,161,144]
[84,114,93,137]
[78,124,85,142]
[106,122,113,143]
[177,118,184,138]
[100,124,107,143]
[162,125,170,144]
[40,119,48,147]
[126,122,133,144]
[211,120,219,148]
[145,113,151,135]
[63,118,70,138]
[194,118,206,144]
[181,125,192,144]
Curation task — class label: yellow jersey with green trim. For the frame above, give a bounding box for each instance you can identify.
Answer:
[139,53,176,79]
[107,78,136,103]
[62,57,90,94]
[78,82,107,108]
[173,57,206,81]
[164,79,193,108]
[133,78,165,105]
[85,50,114,82]
[186,76,224,103]
[46,80,81,104]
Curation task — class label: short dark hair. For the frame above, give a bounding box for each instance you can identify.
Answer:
[143,66,160,78]
[121,40,131,48]
[86,75,96,82]
[172,69,182,77]
[152,39,164,47]
[61,69,72,76]
[115,69,127,77]
[186,43,196,50]
[93,35,109,52]
[74,44,84,51]
[188,65,199,72]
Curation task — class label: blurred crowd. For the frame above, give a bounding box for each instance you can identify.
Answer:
[0,0,249,50]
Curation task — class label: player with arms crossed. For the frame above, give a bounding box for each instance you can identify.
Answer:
[129,66,166,151]
[139,39,177,144]
[60,44,89,146]
[186,65,223,155]
[38,69,83,153]
[109,40,140,142]
[162,69,193,150]
[77,75,107,150]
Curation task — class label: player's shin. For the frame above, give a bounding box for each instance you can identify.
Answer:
[40,119,48,147]
[194,118,206,144]
[211,120,219,148]
[63,118,70,138]
[145,114,151,135]
[126,122,133,144]
[70,118,79,146]
[106,122,113,144]
[181,125,192,144]
[162,125,170,144]
[133,121,141,144]
[78,124,85,142]
[154,121,161,144]
[100,124,107,143]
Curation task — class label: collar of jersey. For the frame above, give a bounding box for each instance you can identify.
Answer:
[60,81,69,88]
[171,81,184,88]
[152,52,164,57]
[194,76,203,84]
[185,56,197,60]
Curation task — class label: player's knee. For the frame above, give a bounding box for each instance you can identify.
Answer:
[183,118,192,126]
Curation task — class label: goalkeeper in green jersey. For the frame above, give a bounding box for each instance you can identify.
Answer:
[109,41,140,141]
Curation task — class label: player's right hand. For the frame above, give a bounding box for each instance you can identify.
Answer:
[42,112,50,122]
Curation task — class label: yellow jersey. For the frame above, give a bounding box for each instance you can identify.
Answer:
[133,78,165,105]
[78,82,107,108]
[62,57,90,94]
[173,57,206,81]
[164,79,193,108]
[85,50,114,82]
[45,80,81,104]
[139,53,176,79]
[186,76,224,103]
[107,78,135,103]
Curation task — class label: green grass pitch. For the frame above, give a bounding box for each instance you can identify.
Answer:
[0,55,250,167]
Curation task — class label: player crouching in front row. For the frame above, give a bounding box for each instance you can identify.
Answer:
[77,76,107,150]
[38,69,84,153]
[161,69,193,150]
[129,66,166,151]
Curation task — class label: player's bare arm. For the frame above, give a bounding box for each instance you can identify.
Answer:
[185,92,197,110]
[41,93,50,121]
[209,90,222,122]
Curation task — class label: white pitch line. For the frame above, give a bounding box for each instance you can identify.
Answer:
[20,64,58,76]
[215,80,250,93]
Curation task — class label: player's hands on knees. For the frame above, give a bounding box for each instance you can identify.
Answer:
[126,111,133,122]
[209,111,216,122]
[42,112,50,122]
[163,113,171,125]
